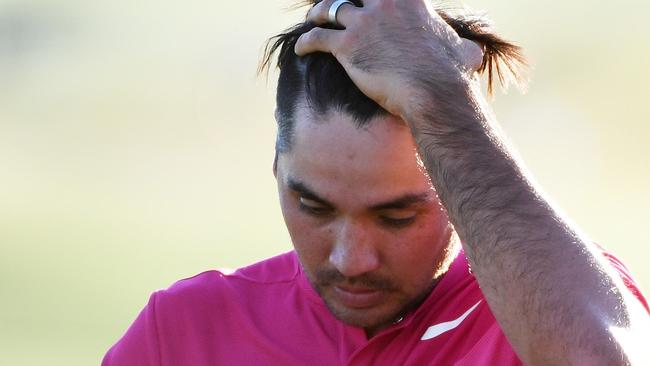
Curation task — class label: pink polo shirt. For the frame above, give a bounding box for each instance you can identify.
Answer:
[103,249,647,365]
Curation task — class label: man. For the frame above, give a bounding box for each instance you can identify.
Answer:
[103,0,650,364]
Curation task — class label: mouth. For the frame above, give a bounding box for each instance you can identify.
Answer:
[332,285,386,309]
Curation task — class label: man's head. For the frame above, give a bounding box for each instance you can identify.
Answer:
[274,106,455,336]
[262,2,526,335]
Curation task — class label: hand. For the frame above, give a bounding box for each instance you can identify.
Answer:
[295,0,483,119]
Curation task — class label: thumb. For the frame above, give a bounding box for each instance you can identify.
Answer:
[460,38,484,73]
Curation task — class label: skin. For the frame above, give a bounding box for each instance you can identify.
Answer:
[274,108,456,337]
[288,0,650,364]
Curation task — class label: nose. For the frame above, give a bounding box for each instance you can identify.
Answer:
[329,219,380,278]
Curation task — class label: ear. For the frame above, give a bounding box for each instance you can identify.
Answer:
[273,108,281,178]
[274,108,281,123]
[273,151,278,178]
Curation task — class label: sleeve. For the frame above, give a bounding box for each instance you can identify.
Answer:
[102,292,162,366]
[599,247,649,314]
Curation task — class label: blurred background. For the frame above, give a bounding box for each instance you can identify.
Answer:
[0,0,647,364]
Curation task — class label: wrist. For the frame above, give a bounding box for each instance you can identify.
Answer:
[400,73,482,135]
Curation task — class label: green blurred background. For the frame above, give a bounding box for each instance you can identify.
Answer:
[0,0,647,364]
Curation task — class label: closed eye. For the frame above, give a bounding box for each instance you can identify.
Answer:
[378,210,417,228]
[380,216,416,228]
[299,197,333,216]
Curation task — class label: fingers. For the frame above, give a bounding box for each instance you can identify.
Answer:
[297,0,358,57]
[295,27,342,56]
[298,0,484,75]
[307,0,360,28]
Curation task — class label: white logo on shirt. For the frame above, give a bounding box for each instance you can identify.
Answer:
[420,300,482,340]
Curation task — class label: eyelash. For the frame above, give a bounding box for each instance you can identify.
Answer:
[298,201,333,216]
[299,200,416,228]
[379,216,416,228]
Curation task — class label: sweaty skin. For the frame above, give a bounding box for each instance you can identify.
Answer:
[294,0,650,364]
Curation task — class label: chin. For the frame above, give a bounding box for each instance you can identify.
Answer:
[321,293,403,331]
[313,281,436,333]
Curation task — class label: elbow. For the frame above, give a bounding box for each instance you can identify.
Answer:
[525,323,648,366]
[525,340,630,366]
[567,344,631,366]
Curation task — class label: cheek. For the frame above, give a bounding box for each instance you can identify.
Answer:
[281,204,333,267]
[400,213,449,251]
[387,216,451,284]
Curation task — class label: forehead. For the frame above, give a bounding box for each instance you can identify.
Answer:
[277,107,433,206]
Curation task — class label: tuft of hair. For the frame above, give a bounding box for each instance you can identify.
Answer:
[437,9,528,95]
[258,1,528,152]
[260,2,528,96]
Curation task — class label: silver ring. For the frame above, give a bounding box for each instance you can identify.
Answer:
[328,0,354,27]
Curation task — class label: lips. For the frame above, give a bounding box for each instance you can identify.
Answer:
[333,285,385,309]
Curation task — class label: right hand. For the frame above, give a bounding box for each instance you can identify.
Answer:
[295,0,484,119]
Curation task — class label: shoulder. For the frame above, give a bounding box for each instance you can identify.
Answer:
[102,251,303,365]
[180,249,299,287]
[155,250,301,308]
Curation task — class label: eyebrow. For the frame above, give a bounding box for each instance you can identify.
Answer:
[287,177,432,210]
[288,178,335,207]
[369,192,432,210]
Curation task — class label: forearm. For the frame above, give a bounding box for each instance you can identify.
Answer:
[290,0,648,361]
[405,77,647,365]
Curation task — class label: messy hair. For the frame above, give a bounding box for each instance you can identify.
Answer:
[260,1,527,153]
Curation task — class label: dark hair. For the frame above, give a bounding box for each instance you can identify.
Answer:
[260,1,527,153]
